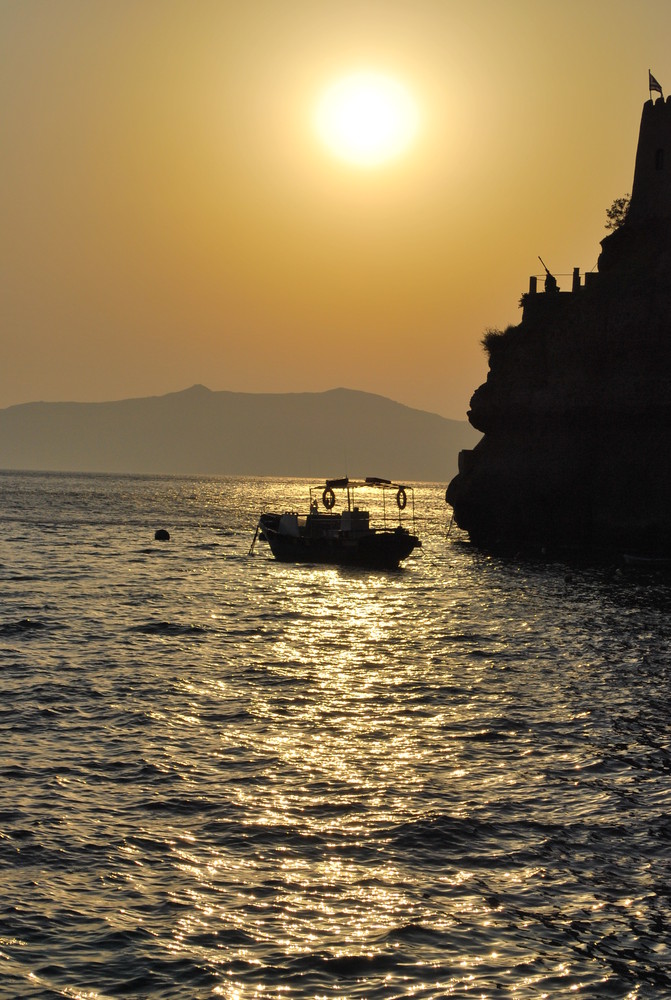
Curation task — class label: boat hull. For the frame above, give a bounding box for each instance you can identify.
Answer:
[260,515,419,569]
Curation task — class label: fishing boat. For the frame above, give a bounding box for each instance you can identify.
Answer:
[250,476,421,569]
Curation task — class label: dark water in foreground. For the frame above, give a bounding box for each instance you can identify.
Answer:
[1,471,671,999]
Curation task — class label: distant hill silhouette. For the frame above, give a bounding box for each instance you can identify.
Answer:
[0,386,479,482]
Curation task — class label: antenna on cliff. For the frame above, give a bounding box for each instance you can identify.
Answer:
[538,256,559,293]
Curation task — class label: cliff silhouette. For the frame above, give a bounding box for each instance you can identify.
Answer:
[0,386,479,482]
[447,95,671,560]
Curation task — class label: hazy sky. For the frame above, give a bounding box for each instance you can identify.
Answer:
[3,0,671,418]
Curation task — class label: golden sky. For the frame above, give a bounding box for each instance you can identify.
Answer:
[3,0,671,419]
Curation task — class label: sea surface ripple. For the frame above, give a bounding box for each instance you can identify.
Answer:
[1,471,670,999]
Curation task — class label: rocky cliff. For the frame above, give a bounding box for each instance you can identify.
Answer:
[447,98,671,560]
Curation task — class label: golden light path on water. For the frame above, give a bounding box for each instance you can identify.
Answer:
[125,501,540,990]
[1,473,670,998]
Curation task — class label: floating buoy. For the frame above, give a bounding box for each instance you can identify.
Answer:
[154,529,170,541]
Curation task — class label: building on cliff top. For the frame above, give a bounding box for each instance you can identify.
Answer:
[446,93,671,561]
[629,94,671,223]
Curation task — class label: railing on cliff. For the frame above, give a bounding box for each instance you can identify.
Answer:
[521,268,599,323]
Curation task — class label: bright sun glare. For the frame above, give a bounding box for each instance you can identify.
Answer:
[315,71,419,168]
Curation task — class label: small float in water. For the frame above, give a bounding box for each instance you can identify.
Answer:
[250,477,421,570]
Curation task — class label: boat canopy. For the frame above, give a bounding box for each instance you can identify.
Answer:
[325,477,350,489]
[324,476,407,491]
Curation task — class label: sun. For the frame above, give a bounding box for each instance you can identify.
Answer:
[315,71,419,168]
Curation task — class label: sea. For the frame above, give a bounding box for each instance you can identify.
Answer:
[1,470,671,1000]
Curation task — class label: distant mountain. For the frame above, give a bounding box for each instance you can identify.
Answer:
[0,385,479,482]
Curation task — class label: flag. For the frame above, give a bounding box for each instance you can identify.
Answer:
[649,71,663,96]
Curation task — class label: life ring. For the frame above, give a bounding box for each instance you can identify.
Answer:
[396,487,407,511]
[322,487,336,510]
